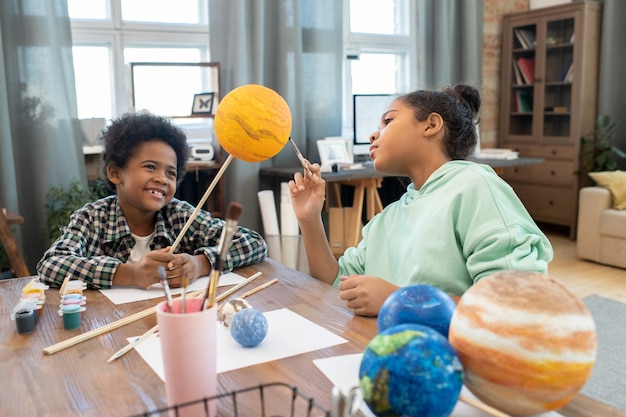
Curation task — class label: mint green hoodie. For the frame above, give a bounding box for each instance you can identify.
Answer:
[336,160,553,297]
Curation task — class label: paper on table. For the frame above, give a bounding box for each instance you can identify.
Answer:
[99,272,246,305]
[133,308,348,380]
[312,353,565,417]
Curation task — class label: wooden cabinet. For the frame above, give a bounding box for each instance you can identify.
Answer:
[498,1,602,239]
[178,149,226,219]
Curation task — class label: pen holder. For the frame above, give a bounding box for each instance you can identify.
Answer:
[156,297,217,417]
[58,304,86,330]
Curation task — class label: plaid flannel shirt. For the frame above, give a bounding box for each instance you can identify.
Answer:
[37,196,267,288]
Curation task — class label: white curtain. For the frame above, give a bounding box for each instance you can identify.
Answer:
[209,0,344,231]
[0,1,85,271]
[417,0,484,89]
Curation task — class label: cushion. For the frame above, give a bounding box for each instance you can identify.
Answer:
[589,171,626,210]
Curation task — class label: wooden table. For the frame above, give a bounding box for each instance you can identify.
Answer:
[1,259,622,417]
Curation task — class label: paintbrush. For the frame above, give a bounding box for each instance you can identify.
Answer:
[157,266,173,312]
[202,202,243,310]
[289,137,313,177]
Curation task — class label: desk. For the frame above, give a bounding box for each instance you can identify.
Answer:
[468,156,546,175]
[260,166,391,249]
[1,260,621,417]
[259,157,545,249]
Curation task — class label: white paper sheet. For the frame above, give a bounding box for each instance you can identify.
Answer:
[312,353,565,417]
[99,272,246,305]
[133,308,348,380]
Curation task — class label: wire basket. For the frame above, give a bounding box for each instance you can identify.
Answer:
[128,382,332,417]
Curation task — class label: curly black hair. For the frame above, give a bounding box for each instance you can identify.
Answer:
[398,83,481,160]
[99,112,190,191]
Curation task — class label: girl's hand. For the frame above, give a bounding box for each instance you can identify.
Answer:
[288,161,326,224]
[338,275,399,317]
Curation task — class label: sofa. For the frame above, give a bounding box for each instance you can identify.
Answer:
[577,186,626,269]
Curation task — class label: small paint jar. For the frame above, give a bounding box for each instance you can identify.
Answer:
[64,280,87,296]
[15,309,37,334]
[58,304,86,330]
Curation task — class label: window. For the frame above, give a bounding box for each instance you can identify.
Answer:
[343,0,417,143]
[69,0,209,120]
[69,0,417,144]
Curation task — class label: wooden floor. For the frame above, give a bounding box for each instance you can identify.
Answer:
[543,224,626,303]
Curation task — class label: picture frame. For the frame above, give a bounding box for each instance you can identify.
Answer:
[191,92,215,115]
[317,138,351,171]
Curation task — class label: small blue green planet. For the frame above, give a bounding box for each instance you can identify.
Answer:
[359,323,463,417]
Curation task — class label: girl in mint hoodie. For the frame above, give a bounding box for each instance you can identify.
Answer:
[289,84,553,317]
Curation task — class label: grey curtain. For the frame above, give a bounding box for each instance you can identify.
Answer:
[417,0,484,89]
[598,0,626,169]
[0,1,85,272]
[209,0,343,231]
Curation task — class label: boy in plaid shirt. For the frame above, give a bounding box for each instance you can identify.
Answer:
[37,112,266,289]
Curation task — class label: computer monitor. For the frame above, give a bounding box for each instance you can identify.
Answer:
[352,94,398,160]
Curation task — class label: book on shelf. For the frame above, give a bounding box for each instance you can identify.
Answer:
[513,61,524,85]
[514,28,529,49]
[518,28,536,49]
[559,57,573,82]
[564,64,574,82]
[474,148,519,160]
[515,90,533,113]
[516,57,535,84]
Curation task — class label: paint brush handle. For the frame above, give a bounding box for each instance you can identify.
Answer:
[169,154,234,254]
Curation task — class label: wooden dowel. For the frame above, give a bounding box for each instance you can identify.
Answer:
[43,306,158,355]
[169,154,234,253]
[44,287,204,355]
[105,271,263,362]
[459,394,512,417]
[241,278,278,299]
[107,324,158,363]
[59,275,71,295]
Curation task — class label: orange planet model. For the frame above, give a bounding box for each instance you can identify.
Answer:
[214,84,292,162]
[448,271,597,416]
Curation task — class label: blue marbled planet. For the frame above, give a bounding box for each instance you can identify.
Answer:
[359,323,463,417]
[377,284,456,337]
[230,307,268,347]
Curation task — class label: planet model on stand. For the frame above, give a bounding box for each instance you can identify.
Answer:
[214,84,292,162]
[359,323,463,417]
[449,270,597,416]
[230,307,268,348]
[377,284,457,337]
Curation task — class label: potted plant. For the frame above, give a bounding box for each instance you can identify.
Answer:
[45,179,109,245]
[579,115,626,180]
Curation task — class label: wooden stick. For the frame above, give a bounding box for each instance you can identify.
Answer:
[459,394,512,417]
[43,305,158,355]
[169,154,234,253]
[212,271,262,302]
[241,278,278,299]
[59,275,71,295]
[107,324,158,363]
[105,272,263,362]
[44,288,206,356]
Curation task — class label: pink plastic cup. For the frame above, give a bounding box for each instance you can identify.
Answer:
[156,297,217,417]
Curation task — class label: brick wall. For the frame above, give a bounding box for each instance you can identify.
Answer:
[481,0,529,148]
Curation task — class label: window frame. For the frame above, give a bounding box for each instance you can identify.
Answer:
[341,0,418,136]
[70,0,210,119]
